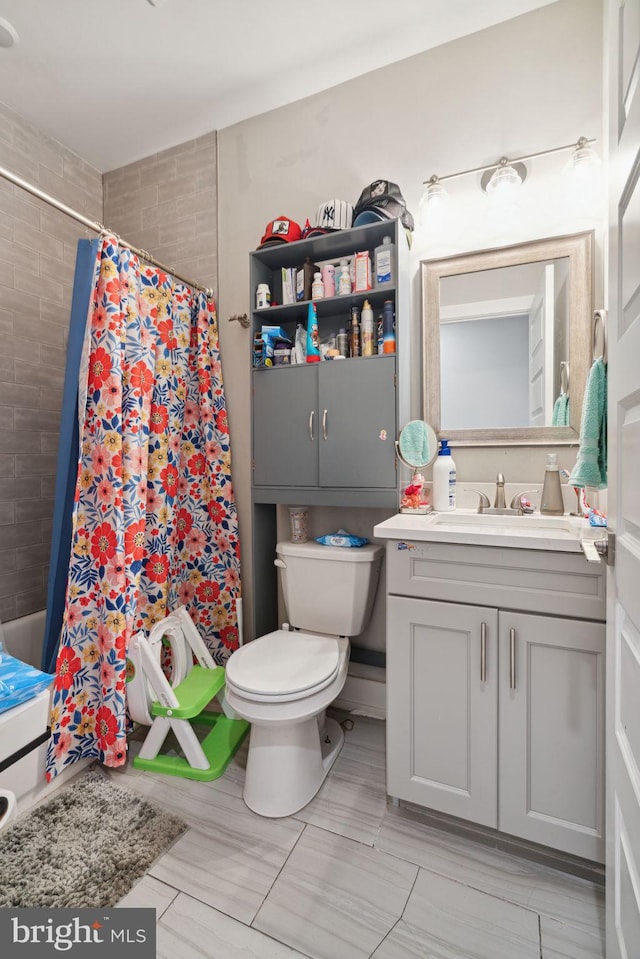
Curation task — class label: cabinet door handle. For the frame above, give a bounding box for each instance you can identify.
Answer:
[322,409,328,440]
[509,627,516,689]
[480,622,487,683]
[308,410,315,441]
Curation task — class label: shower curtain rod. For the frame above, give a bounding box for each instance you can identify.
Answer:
[0,163,215,299]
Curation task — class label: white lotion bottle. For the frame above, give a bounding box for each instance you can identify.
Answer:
[432,439,456,511]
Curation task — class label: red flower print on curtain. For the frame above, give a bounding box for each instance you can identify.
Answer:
[46,236,241,780]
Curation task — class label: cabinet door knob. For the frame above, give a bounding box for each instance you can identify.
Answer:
[509,627,516,689]
[480,622,487,683]
[308,410,315,441]
[322,409,328,441]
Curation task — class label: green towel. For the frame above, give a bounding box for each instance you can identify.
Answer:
[568,358,607,489]
[552,393,569,427]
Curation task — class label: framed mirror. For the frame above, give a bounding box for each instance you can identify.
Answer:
[422,231,593,445]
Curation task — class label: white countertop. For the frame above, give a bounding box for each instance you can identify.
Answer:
[374,509,604,554]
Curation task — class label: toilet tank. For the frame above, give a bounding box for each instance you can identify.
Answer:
[276,540,383,637]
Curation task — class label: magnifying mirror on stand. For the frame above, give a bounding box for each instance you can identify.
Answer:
[395,420,439,514]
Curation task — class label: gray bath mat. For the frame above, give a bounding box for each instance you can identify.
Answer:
[0,767,186,908]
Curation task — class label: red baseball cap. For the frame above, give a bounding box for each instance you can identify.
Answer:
[258,216,303,248]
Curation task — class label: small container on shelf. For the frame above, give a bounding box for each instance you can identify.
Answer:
[311,272,325,299]
[354,251,372,292]
[256,283,271,309]
[337,259,351,295]
[321,264,336,297]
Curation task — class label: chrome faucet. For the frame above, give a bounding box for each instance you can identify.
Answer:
[467,474,537,515]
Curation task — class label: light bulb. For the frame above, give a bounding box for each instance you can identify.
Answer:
[419,177,449,232]
[486,163,523,199]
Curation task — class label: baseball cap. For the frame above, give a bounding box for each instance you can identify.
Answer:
[353,179,415,232]
[258,217,303,248]
[302,199,354,238]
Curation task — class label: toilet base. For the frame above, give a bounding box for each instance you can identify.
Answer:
[243,716,344,818]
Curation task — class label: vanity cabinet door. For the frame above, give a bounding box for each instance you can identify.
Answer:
[386,596,498,827]
[498,611,605,862]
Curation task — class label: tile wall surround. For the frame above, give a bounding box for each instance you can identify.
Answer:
[102,131,218,294]
[0,101,103,626]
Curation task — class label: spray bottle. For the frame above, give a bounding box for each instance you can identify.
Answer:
[305,302,321,363]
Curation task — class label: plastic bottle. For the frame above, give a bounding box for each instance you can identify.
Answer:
[297,257,318,301]
[321,264,336,298]
[311,272,324,299]
[256,283,271,309]
[361,299,374,356]
[305,302,321,363]
[350,306,361,358]
[294,322,306,363]
[432,439,456,511]
[377,315,384,354]
[540,452,564,515]
[374,235,395,286]
[382,300,396,354]
[337,259,351,295]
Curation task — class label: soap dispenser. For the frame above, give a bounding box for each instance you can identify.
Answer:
[540,452,564,515]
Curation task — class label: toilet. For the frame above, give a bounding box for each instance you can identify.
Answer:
[225,540,383,817]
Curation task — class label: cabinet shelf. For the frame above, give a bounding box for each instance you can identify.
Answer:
[254,287,396,324]
[252,354,393,374]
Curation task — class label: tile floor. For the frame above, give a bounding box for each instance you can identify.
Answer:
[112,714,605,959]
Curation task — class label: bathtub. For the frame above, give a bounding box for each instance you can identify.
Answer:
[0,609,90,815]
[2,609,47,669]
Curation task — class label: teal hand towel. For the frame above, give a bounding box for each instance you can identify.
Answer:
[552,393,569,427]
[568,358,607,489]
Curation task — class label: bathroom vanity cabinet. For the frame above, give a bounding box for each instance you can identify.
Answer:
[384,539,606,863]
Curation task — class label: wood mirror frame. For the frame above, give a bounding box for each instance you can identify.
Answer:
[422,231,593,445]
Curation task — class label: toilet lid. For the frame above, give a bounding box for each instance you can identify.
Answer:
[225,630,340,697]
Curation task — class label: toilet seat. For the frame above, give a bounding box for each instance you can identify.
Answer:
[225,630,341,703]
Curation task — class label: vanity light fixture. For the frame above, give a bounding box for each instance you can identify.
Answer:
[421,136,597,213]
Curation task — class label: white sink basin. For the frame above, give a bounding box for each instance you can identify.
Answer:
[374,509,594,553]
[431,511,577,535]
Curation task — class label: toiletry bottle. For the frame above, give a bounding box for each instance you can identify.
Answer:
[256,283,271,309]
[382,300,396,354]
[540,452,564,515]
[432,439,456,511]
[377,314,384,354]
[350,306,361,358]
[305,302,321,363]
[321,264,336,298]
[361,299,374,356]
[298,256,318,301]
[374,235,395,286]
[337,259,351,295]
[337,328,349,357]
[311,271,324,299]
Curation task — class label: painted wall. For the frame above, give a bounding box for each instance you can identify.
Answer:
[0,102,103,623]
[217,0,604,638]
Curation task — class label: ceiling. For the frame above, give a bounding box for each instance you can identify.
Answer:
[0,0,556,173]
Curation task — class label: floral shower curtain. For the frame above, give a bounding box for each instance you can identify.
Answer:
[46,236,241,781]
